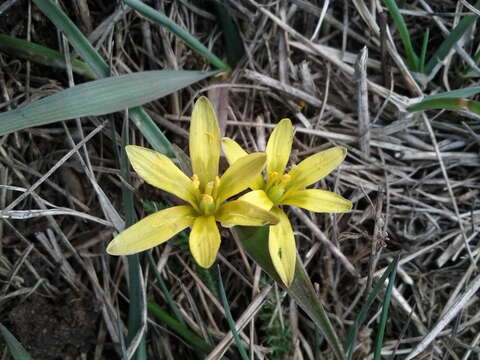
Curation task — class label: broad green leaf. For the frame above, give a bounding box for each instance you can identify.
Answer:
[0,70,215,136]
[0,34,95,79]
[0,323,33,360]
[235,226,346,360]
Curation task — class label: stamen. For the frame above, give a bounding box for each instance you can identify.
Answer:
[204,180,215,196]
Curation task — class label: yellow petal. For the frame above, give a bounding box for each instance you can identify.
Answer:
[238,190,274,211]
[189,216,220,268]
[126,145,198,206]
[266,119,293,177]
[107,206,196,255]
[216,153,266,204]
[287,147,347,191]
[269,207,296,286]
[189,97,221,188]
[281,189,352,213]
[222,137,264,189]
[221,137,248,164]
[216,200,279,226]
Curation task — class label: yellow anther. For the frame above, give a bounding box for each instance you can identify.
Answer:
[192,174,200,189]
[280,174,291,185]
[201,194,214,204]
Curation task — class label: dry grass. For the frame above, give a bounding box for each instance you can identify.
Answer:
[1,0,480,359]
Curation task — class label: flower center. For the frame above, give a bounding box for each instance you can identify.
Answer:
[264,172,291,204]
[192,174,221,215]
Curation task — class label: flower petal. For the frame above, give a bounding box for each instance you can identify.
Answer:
[126,145,198,206]
[221,137,248,163]
[238,190,274,211]
[286,147,347,191]
[216,153,266,204]
[269,207,296,286]
[266,118,293,176]
[189,97,221,188]
[281,189,352,213]
[107,206,195,255]
[216,200,278,227]
[222,137,264,189]
[189,216,220,268]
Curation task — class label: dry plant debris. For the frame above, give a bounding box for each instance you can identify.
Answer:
[0,0,479,359]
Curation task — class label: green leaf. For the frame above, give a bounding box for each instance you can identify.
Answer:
[0,70,215,136]
[213,3,245,68]
[344,258,399,359]
[383,0,419,70]
[373,259,398,360]
[0,323,33,360]
[235,226,346,360]
[424,0,480,74]
[124,0,230,71]
[217,268,249,360]
[0,34,95,79]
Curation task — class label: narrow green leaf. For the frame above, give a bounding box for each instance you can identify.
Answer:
[415,86,480,100]
[0,323,33,360]
[0,70,215,136]
[213,3,245,68]
[383,0,419,70]
[217,268,250,360]
[408,97,473,112]
[124,0,230,71]
[419,28,430,74]
[0,34,95,79]
[373,259,398,360]
[344,258,399,359]
[148,302,231,358]
[235,226,347,360]
[424,0,480,74]
[32,0,109,78]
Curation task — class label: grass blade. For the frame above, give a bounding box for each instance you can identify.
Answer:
[372,259,399,360]
[217,267,249,360]
[213,3,245,68]
[148,302,231,359]
[0,323,33,360]
[419,28,430,74]
[32,0,109,77]
[344,257,399,359]
[383,0,419,70]
[0,34,95,79]
[235,226,346,360]
[124,0,230,71]
[0,70,214,136]
[424,0,480,74]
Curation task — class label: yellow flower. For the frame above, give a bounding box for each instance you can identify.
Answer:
[222,119,352,286]
[107,97,278,268]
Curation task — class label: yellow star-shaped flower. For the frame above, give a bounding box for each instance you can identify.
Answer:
[222,119,352,286]
[107,97,278,268]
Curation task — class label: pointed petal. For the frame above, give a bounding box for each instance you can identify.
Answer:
[216,153,266,204]
[238,190,274,211]
[269,208,296,286]
[266,119,293,176]
[126,145,198,206]
[222,137,264,189]
[221,137,248,164]
[189,97,221,187]
[216,200,278,226]
[189,216,220,268]
[281,189,352,213]
[107,206,195,255]
[287,147,347,191]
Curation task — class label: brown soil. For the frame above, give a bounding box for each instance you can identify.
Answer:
[8,292,98,360]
